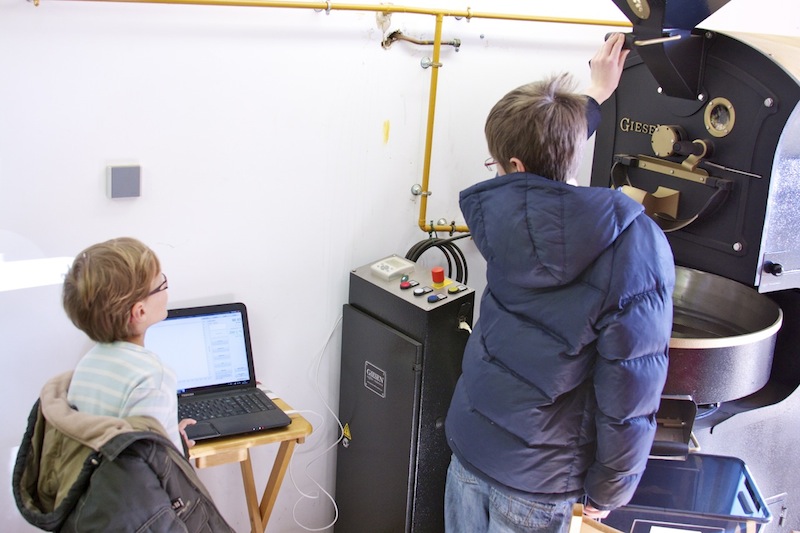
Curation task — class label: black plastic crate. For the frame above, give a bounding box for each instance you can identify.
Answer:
[604,454,771,533]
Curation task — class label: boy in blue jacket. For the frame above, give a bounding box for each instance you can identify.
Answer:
[444,34,675,533]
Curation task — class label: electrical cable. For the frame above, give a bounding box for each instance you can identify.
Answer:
[287,314,344,532]
[288,409,340,532]
[405,233,471,285]
[407,235,467,278]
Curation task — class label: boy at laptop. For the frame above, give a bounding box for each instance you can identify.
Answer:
[11,237,239,532]
[62,236,195,451]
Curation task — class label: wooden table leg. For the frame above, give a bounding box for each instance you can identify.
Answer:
[188,405,312,533]
[257,439,298,529]
[239,451,265,533]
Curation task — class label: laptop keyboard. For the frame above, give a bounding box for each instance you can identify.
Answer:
[179,390,276,421]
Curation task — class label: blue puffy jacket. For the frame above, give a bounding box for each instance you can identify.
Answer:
[446,172,674,510]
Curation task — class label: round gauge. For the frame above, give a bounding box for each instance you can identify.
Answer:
[704,97,736,138]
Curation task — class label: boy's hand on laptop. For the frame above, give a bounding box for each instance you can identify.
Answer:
[179,418,197,448]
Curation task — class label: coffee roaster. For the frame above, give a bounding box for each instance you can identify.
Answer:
[591,1,800,529]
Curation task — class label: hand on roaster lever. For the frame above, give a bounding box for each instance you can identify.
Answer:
[585,33,630,105]
[605,31,683,49]
[605,32,635,50]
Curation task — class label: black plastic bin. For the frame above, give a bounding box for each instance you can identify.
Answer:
[604,454,771,533]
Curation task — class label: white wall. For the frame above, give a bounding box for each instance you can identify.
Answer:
[1,0,796,531]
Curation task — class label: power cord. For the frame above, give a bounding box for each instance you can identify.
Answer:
[405,233,471,284]
[286,314,344,532]
[288,409,340,531]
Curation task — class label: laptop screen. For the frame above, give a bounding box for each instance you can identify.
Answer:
[145,303,256,395]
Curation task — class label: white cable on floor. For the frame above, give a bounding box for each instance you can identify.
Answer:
[287,314,344,532]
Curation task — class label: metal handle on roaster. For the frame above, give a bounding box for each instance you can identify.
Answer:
[610,155,733,233]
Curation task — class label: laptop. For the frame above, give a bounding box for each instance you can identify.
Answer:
[144,302,291,442]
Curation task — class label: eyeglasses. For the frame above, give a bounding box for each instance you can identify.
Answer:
[484,157,498,171]
[147,273,168,296]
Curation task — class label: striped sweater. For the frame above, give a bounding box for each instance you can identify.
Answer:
[67,341,181,450]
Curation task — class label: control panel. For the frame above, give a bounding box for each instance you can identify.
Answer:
[355,257,473,311]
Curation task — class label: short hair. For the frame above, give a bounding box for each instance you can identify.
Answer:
[485,73,587,183]
[62,237,161,344]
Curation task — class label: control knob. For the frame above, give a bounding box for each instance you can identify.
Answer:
[764,261,784,276]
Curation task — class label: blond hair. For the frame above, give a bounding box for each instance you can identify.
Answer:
[485,73,587,183]
[62,237,161,343]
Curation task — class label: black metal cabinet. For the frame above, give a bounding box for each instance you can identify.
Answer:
[335,260,474,533]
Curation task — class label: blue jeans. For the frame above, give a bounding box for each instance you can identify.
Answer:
[445,455,576,533]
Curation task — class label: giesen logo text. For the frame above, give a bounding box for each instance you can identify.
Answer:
[364,361,387,398]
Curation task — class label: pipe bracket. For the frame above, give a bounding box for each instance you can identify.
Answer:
[420,57,442,69]
[411,184,432,197]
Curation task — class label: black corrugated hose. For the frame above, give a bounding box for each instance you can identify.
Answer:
[405,234,471,285]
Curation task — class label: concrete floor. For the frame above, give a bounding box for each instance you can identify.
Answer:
[693,383,800,532]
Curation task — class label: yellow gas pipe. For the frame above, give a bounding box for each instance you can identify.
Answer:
[33,0,629,233]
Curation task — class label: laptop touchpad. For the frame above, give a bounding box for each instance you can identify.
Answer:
[186,422,220,440]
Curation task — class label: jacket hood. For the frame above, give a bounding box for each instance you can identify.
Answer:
[14,372,173,529]
[460,172,644,288]
[40,371,163,451]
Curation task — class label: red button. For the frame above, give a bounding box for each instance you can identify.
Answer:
[431,267,445,284]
